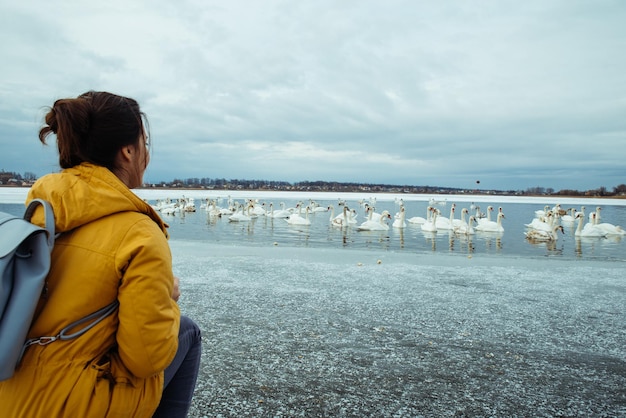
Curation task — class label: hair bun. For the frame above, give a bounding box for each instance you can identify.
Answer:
[46,107,59,134]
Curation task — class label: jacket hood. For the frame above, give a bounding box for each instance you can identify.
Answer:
[27,163,168,238]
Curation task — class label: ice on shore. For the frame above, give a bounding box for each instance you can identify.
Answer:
[172,240,626,417]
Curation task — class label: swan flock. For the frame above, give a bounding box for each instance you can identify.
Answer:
[149,197,624,242]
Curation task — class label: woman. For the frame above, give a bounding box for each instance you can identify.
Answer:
[0,91,201,417]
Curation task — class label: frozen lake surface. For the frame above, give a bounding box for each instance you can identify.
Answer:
[175,242,625,417]
[2,188,625,416]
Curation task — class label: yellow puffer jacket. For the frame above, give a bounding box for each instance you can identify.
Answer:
[0,163,180,417]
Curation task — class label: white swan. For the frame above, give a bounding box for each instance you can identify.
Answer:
[589,206,602,223]
[452,208,468,231]
[228,203,252,222]
[217,206,234,216]
[328,204,350,227]
[265,203,278,218]
[475,211,505,233]
[433,204,457,231]
[574,212,606,238]
[560,208,577,225]
[249,201,267,217]
[407,206,430,224]
[204,199,222,217]
[365,206,383,222]
[182,197,196,213]
[452,207,468,229]
[476,205,494,225]
[525,212,554,232]
[533,205,546,218]
[593,218,625,235]
[429,197,447,206]
[269,202,292,218]
[525,225,564,242]
[454,215,476,235]
[309,200,329,213]
[160,204,181,216]
[434,208,453,231]
[420,208,438,233]
[357,210,391,231]
[347,208,358,225]
[550,203,564,217]
[285,201,304,214]
[286,206,311,226]
[392,206,406,229]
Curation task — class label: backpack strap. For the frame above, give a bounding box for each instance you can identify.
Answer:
[24,199,55,250]
[19,300,119,363]
[58,300,120,340]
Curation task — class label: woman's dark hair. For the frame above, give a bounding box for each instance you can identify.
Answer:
[39,91,149,170]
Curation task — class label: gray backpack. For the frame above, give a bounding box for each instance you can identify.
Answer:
[0,199,54,380]
[0,199,117,381]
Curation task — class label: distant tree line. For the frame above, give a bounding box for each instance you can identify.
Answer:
[0,170,37,186]
[2,170,625,197]
[153,176,626,197]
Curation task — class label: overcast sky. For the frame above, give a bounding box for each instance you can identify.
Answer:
[1,1,625,191]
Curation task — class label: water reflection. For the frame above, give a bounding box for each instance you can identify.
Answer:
[420,231,437,251]
[475,232,503,253]
[574,235,621,258]
[525,239,565,257]
[397,228,405,249]
[450,233,475,256]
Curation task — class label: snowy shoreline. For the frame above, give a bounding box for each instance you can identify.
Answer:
[172,241,626,417]
[2,186,626,206]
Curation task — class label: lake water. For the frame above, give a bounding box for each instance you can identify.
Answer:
[4,188,624,262]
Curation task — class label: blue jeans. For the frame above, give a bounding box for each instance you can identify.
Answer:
[153,315,202,418]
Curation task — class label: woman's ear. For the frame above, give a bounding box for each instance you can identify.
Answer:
[120,145,133,162]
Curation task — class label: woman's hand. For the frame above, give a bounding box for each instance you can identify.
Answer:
[172,275,181,302]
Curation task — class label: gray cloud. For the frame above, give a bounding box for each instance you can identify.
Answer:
[1,0,625,191]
